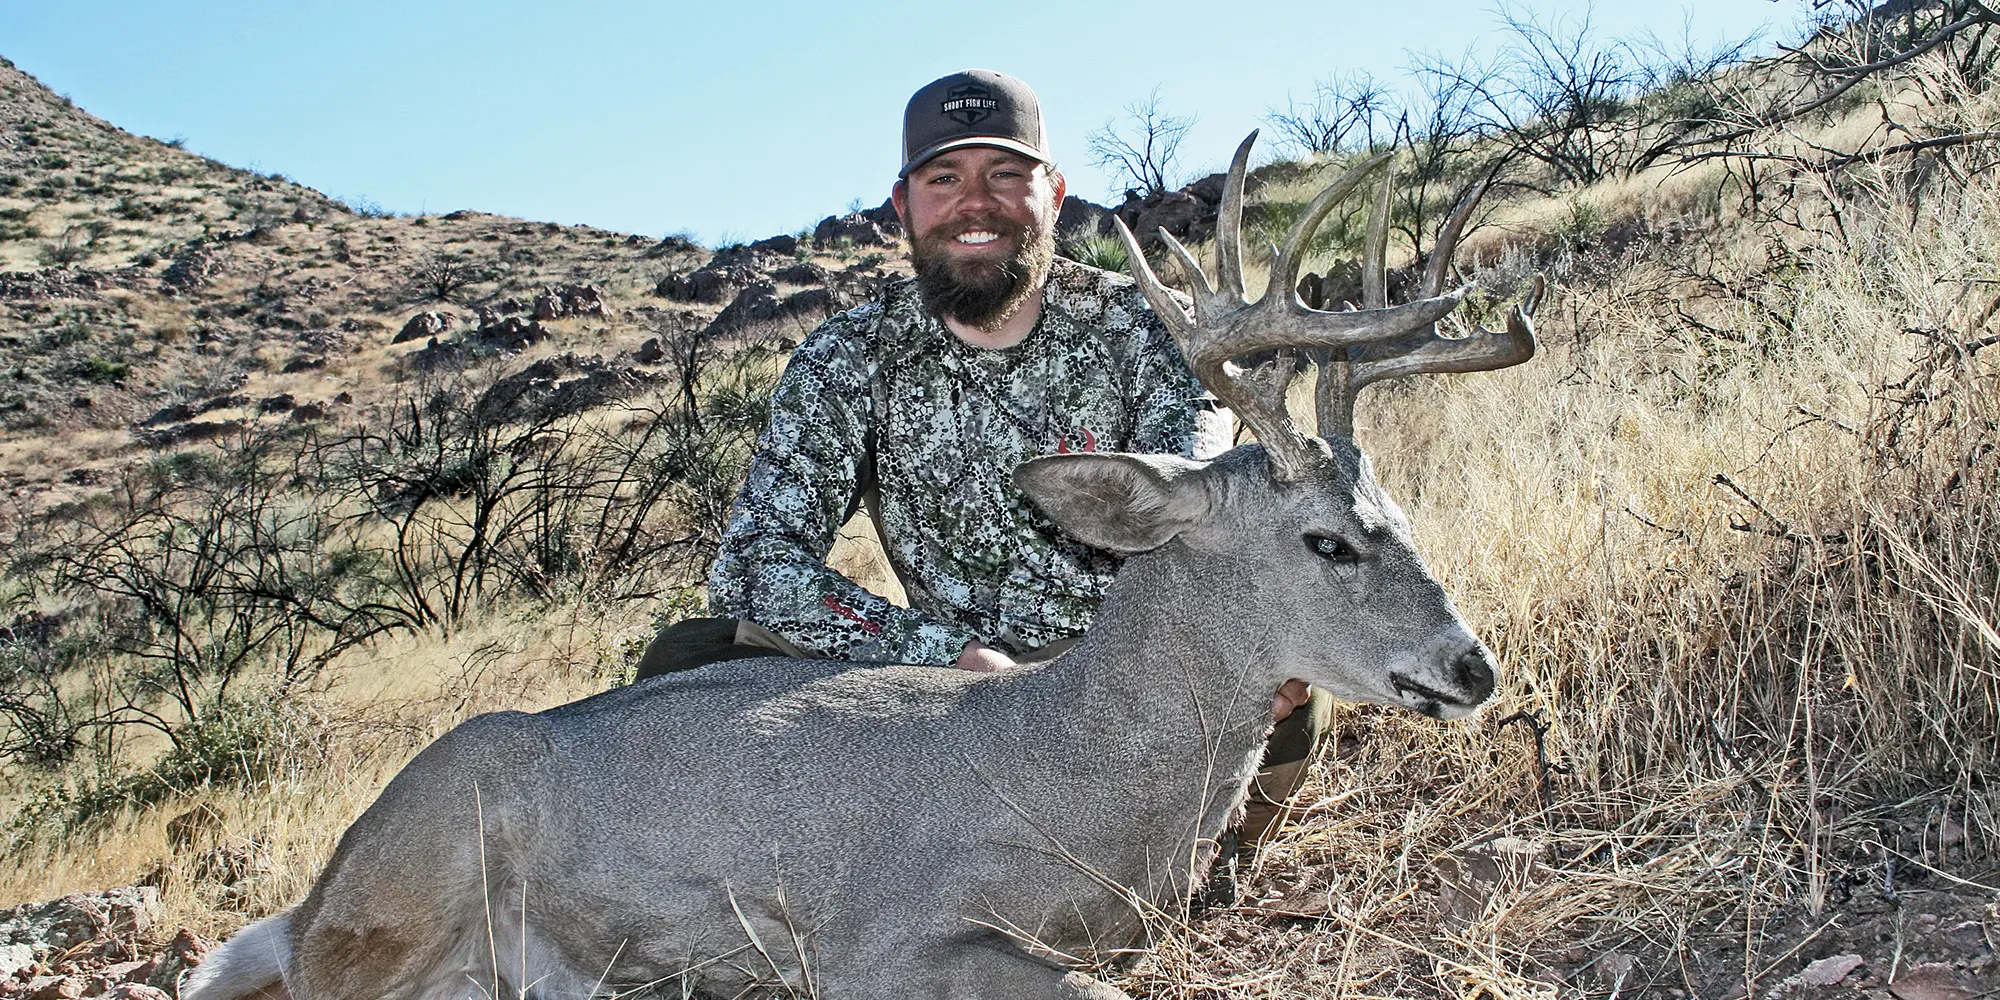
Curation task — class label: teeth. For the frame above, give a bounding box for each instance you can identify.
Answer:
[955,232,999,244]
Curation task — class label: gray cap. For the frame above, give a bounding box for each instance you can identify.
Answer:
[900,69,1050,177]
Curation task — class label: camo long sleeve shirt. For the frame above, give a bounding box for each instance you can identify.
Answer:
[708,258,1225,665]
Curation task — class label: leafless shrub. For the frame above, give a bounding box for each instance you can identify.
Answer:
[1087,87,1197,198]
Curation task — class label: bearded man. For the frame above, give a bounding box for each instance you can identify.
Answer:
[637,70,1327,855]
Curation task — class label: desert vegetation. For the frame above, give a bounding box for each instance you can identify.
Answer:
[1,1,1997,997]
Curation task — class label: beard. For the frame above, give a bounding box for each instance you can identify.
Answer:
[909,214,1057,330]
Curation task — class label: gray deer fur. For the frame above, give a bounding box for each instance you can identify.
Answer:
[180,441,1499,1000]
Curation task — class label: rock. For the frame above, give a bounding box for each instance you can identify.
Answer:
[532,285,607,321]
[103,986,170,1000]
[0,268,129,301]
[22,976,83,1000]
[1125,190,1204,242]
[473,354,669,423]
[472,315,546,350]
[140,929,207,991]
[333,391,354,405]
[0,889,158,982]
[1184,171,1229,204]
[706,281,782,334]
[657,265,754,305]
[257,393,295,414]
[289,402,326,423]
[1801,954,1865,987]
[812,212,896,249]
[138,394,246,428]
[135,419,244,449]
[280,355,326,373]
[781,287,841,320]
[393,311,454,345]
[857,197,904,238]
[643,234,702,258]
[158,247,222,295]
[750,234,799,255]
[772,262,829,285]
[1891,964,1973,1000]
[60,468,98,486]
[1056,196,1111,241]
[634,338,664,364]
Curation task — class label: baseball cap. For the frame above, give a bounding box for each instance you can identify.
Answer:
[900,70,1051,178]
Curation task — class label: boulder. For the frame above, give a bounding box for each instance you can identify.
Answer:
[0,888,158,981]
[657,265,754,305]
[813,212,896,249]
[750,234,799,255]
[634,338,665,364]
[472,315,546,350]
[772,262,830,285]
[858,197,904,238]
[473,354,669,423]
[392,311,454,345]
[158,247,223,295]
[531,285,607,321]
[1056,196,1111,240]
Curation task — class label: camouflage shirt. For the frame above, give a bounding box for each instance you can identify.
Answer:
[708,257,1221,664]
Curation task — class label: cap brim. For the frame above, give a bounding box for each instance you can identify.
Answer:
[899,137,1051,178]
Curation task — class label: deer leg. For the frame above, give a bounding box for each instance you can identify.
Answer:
[1058,971,1136,999]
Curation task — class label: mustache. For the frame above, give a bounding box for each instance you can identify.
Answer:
[923,217,1029,245]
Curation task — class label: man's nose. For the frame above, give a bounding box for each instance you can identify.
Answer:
[956,176,1000,213]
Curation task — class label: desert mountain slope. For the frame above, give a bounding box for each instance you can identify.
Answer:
[0,55,914,508]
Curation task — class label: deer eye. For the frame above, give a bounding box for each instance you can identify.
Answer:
[1306,533,1359,564]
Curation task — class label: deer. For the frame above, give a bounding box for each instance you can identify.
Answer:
[182,132,1539,1000]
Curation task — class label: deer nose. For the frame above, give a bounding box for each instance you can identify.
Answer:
[1452,647,1496,703]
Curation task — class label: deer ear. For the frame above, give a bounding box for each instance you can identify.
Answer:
[1014,453,1214,554]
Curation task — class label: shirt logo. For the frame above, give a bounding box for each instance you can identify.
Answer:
[941,83,1000,126]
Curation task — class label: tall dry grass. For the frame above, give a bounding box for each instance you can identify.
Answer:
[1110,53,2000,999]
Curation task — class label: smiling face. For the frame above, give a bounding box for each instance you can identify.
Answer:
[893,146,1064,332]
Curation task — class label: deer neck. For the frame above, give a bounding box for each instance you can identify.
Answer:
[1021,542,1282,805]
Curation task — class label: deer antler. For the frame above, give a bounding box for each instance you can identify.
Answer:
[1112,132,1540,480]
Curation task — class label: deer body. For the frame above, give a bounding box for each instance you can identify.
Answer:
[182,443,1498,1000]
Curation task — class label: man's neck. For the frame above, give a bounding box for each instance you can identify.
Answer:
[943,283,1046,351]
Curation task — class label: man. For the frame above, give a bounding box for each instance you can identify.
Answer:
[637,69,1326,850]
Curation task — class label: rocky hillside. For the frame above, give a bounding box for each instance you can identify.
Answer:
[0,56,934,512]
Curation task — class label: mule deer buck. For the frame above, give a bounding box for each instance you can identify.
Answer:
[184,132,1538,1000]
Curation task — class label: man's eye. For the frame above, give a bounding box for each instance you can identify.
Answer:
[1306,534,1358,564]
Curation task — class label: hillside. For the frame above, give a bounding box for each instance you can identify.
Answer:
[0,54,913,516]
[3,10,2000,999]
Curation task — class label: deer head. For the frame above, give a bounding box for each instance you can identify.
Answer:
[1016,132,1540,719]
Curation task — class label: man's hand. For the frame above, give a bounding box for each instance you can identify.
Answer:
[1273,679,1311,721]
[956,640,1017,672]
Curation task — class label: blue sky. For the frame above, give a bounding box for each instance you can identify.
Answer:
[2,1,1801,244]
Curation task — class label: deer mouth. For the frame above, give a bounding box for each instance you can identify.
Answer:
[1389,672,1476,718]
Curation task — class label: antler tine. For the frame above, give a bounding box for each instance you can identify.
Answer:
[1317,275,1544,438]
[1262,150,1393,305]
[1350,274,1542,390]
[1421,171,1494,298]
[1109,216,1199,347]
[1215,132,1256,303]
[1361,172,1391,309]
